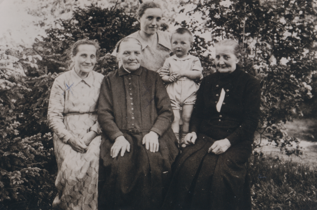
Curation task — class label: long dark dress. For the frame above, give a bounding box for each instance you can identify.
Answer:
[163,67,261,210]
[98,66,179,210]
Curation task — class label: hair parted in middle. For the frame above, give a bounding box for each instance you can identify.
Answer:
[214,39,243,59]
[137,1,162,19]
[70,38,100,58]
[115,37,143,54]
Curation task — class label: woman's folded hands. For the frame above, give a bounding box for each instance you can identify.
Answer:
[68,137,87,153]
[208,139,231,155]
[184,133,231,155]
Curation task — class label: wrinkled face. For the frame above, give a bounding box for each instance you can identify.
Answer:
[215,45,239,73]
[171,33,192,58]
[118,40,143,71]
[139,8,162,36]
[72,44,97,74]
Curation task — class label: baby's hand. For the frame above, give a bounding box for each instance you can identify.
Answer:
[168,75,177,83]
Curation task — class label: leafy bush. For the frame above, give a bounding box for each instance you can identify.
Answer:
[33,4,139,74]
[0,133,56,210]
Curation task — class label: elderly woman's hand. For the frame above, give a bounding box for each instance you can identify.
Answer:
[142,131,159,152]
[111,136,130,158]
[68,137,87,153]
[208,138,231,155]
[183,132,197,145]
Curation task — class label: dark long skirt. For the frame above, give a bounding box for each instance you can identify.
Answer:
[98,129,178,210]
[163,133,252,210]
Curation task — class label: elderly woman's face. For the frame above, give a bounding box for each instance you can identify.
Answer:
[118,40,143,71]
[215,45,239,73]
[139,8,162,36]
[72,44,97,74]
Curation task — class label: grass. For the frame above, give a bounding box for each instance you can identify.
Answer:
[250,153,317,210]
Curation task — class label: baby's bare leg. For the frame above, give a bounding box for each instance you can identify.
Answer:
[181,104,194,134]
[172,109,181,142]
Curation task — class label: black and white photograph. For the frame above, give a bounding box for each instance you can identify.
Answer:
[0,0,316,209]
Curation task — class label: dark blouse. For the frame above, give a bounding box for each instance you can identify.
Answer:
[98,66,174,141]
[190,67,261,145]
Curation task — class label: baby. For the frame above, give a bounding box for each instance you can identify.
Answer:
[160,28,203,146]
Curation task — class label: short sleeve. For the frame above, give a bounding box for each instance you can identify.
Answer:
[192,57,203,72]
[159,58,171,77]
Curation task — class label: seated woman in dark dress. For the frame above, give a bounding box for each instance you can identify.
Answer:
[163,39,261,210]
[97,37,178,210]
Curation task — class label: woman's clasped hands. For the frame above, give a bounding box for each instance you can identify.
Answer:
[208,138,231,155]
[68,137,87,153]
[183,132,231,155]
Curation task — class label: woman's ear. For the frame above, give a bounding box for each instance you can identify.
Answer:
[116,55,121,63]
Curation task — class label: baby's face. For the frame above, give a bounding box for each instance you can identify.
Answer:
[171,33,192,58]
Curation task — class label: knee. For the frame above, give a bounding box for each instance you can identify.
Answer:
[182,113,191,123]
[173,112,181,122]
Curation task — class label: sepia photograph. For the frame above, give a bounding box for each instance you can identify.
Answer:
[0,0,317,209]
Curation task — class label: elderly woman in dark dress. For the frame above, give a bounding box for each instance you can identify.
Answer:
[163,39,261,210]
[98,37,178,210]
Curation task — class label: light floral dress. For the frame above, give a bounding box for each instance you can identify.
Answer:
[47,69,104,210]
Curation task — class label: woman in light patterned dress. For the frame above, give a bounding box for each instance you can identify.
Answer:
[47,39,104,210]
